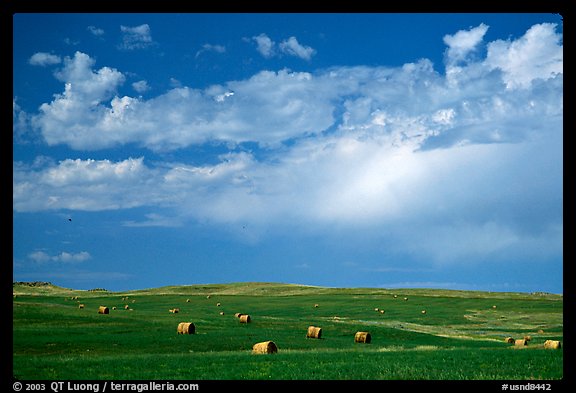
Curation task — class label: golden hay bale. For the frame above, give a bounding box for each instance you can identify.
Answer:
[124,304,130,310]
[544,340,561,349]
[219,311,225,315]
[505,337,515,344]
[537,329,545,334]
[78,304,84,309]
[515,339,527,346]
[239,314,251,323]
[523,335,532,342]
[354,331,371,343]
[98,306,109,314]
[379,309,385,314]
[234,312,243,318]
[216,302,221,307]
[177,322,195,335]
[252,341,278,354]
[307,326,322,339]
[314,304,319,308]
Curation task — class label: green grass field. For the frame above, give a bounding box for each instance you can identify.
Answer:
[12,282,563,380]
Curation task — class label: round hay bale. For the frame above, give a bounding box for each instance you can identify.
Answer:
[78,304,85,309]
[515,339,527,347]
[177,322,195,335]
[234,312,243,318]
[239,314,251,323]
[124,304,130,310]
[421,310,427,314]
[354,331,371,343]
[544,340,561,349]
[403,297,408,301]
[537,329,545,334]
[252,340,278,354]
[112,306,117,310]
[523,335,532,342]
[393,294,398,298]
[314,304,319,308]
[216,302,221,307]
[186,299,191,303]
[306,326,322,339]
[505,337,515,344]
[219,311,225,315]
[206,295,211,299]
[98,306,109,314]
[379,309,385,314]
[374,307,379,312]
[492,305,497,309]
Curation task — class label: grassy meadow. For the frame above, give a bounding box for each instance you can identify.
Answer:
[12,282,563,380]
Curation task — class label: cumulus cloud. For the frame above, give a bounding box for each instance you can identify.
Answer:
[443,23,489,65]
[118,24,154,50]
[485,23,563,89]
[13,157,165,211]
[252,33,316,60]
[279,36,316,60]
[32,51,126,149]
[252,33,275,58]
[29,52,61,66]
[15,22,563,264]
[30,22,562,153]
[132,80,150,93]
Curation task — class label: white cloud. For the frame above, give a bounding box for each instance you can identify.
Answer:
[13,157,163,212]
[32,51,126,149]
[26,23,563,154]
[485,23,563,89]
[196,43,226,58]
[29,52,61,66]
[252,33,275,58]
[15,22,563,265]
[13,99,33,143]
[122,213,182,228]
[28,250,91,263]
[443,23,489,65]
[119,24,153,50]
[252,33,316,60]
[132,80,150,93]
[87,25,104,36]
[279,36,316,60]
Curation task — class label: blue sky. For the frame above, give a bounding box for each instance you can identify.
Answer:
[12,13,563,293]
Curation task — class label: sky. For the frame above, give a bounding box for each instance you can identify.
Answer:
[12,13,564,293]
